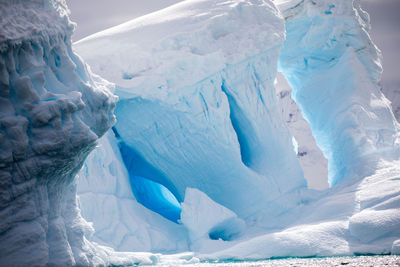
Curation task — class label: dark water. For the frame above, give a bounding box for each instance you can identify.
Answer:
[165,255,400,267]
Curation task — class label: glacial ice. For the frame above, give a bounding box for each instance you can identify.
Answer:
[75,0,308,236]
[74,0,400,260]
[1,0,400,265]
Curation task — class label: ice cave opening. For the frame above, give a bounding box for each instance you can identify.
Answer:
[112,127,182,223]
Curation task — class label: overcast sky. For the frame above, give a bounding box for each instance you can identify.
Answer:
[67,0,400,93]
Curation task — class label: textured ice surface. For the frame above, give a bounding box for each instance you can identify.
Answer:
[0,0,122,265]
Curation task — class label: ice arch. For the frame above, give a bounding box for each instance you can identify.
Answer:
[277,0,400,186]
[113,128,182,223]
[74,0,308,251]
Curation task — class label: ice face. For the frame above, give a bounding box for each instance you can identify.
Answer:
[112,128,182,223]
[74,0,306,227]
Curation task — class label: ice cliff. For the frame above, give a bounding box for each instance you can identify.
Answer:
[1,0,400,265]
[0,1,178,266]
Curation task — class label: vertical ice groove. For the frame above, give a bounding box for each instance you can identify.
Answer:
[220,79,258,170]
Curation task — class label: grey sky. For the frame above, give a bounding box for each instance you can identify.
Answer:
[361,0,400,92]
[67,0,400,95]
[68,0,182,41]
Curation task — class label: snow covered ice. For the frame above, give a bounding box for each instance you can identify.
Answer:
[1,0,400,265]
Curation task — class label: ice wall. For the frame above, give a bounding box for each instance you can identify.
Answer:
[74,0,307,235]
[0,1,136,265]
[277,0,400,186]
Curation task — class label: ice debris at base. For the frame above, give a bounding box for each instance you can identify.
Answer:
[180,188,246,251]
[1,0,400,265]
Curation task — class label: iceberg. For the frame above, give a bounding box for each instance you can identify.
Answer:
[1,0,400,265]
